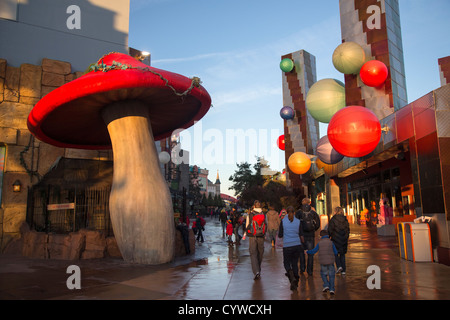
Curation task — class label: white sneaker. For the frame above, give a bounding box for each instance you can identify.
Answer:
[336,267,343,273]
[330,290,335,295]
[322,287,329,292]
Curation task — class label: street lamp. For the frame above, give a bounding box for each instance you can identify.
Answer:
[12,180,21,192]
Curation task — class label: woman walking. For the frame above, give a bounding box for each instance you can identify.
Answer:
[328,206,350,274]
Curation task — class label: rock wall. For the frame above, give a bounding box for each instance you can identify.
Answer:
[0,57,112,251]
[5,222,195,261]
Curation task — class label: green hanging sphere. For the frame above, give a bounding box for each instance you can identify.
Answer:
[280,58,294,72]
[306,78,346,123]
[332,41,366,74]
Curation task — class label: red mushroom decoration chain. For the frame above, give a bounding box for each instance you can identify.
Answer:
[27,53,211,264]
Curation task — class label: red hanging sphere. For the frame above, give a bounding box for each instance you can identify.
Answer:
[327,106,381,158]
[277,135,285,150]
[359,60,388,87]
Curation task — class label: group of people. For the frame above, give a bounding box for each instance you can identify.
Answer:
[181,198,350,294]
[175,212,207,255]
[239,198,350,294]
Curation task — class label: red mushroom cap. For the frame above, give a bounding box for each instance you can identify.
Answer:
[27,52,211,149]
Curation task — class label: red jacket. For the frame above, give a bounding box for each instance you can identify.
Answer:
[226,222,233,236]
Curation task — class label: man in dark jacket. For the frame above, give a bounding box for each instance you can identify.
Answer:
[219,209,228,236]
[328,206,350,274]
[295,198,320,276]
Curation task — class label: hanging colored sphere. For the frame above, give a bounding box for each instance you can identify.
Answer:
[305,78,346,123]
[359,60,388,87]
[332,42,366,74]
[316,135,344,164]
[158,151,171,164]
[327,106,381,158]
[288,152,311,175]
[280,58,294,72]
[277,135,285,150]
[280,106,295,120]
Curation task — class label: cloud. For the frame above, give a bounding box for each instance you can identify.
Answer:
[213,86,280,109]
[152,52,229,65]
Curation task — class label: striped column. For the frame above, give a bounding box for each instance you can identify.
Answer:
[339,0,408,118]
[281,50,319,194]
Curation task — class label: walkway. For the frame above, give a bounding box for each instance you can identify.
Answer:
[0,216,449,301]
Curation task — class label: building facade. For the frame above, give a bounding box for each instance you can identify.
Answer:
[282,0,450,266]
[0,0,131,251]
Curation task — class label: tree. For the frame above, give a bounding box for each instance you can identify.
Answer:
[189,167,203,210]
[229,157,295,210]
[207,193,214,207]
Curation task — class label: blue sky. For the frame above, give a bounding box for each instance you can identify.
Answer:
[128,0,450,197]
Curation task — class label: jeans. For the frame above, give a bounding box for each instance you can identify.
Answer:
[221,221,226,234]
[283,245,302,278]
[268,229,278,245]
[335,253,346,272]
[299,236,315,274]
[320,264,335,291]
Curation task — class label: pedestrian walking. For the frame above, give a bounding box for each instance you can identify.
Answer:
[306,229,338,294]
[295,197,320,276]
[278,206,304,290]
[226,219,234,246]
[243,200,267,280]
[230,208,242,245]
[328,206,350,275]
[194,212,206,243]
[219,209,228,236]
[266,205,281,247]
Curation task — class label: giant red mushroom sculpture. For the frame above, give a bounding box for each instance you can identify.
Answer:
[27,52,211,264]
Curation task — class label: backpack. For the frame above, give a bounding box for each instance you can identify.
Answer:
[247,212,266,237]
[302,210,319,232]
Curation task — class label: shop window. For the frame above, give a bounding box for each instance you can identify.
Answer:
[383,170,391,182]
[392,167,400,178]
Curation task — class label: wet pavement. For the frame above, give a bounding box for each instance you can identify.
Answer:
[1,216,450,301]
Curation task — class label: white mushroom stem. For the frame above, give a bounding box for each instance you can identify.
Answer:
[101,100,175,264]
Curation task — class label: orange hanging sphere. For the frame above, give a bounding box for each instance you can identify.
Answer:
[277,135,285,150]
[288,152,311,175]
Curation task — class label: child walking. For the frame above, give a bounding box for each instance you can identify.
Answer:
[226,219,234,246]
[306,229,338,294]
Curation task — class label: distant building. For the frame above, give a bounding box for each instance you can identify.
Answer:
[189,166,221,197]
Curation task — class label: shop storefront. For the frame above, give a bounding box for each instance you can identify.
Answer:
[338,153,415,226]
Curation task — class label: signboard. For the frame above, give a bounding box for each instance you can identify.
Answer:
[47,203,75,211]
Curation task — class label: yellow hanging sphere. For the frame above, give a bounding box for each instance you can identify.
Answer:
[332,41,366,74]
[288,152,311,175]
